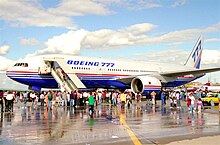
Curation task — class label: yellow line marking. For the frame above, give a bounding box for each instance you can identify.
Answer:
[119,113,142,145]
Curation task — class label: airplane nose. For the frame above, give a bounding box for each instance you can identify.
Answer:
[6,67,13,76]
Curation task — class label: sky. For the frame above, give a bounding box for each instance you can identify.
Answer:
[0,0,220,90]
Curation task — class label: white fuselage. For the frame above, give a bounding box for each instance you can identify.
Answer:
[6,54,203,91]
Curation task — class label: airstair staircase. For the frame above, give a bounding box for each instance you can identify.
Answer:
[42,57,86,92]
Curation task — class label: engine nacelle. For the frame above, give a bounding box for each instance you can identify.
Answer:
[131,76,162,94]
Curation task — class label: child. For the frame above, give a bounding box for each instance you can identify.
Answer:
[197,98,203,113]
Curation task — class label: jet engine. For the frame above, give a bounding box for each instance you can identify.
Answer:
[131,76,162,94]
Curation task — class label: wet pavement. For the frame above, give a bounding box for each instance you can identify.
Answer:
[0,102,220,145]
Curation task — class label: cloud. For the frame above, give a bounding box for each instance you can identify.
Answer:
[0,73,27,90]
[0,56,14,71]
[24,23,157,57]
[152,23,220,43]
[81,23,157,49]
[131,49,220,69]
[171,0,188,8]
[24,22,220,59]
[0,45,10,55]
[27,29,88,57]
[48,0,111,16]
[126,0,162,9]
[202,50,220,66]
[96,0,162,9]
[0,0,110,28]
[81,22,220,50]
[206,38,220,42]
[20,38,42,47]
[133,49,189,65]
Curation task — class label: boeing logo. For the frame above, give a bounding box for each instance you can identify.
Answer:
[67,60,115,67]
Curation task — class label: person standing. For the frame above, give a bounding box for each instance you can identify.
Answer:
[47,91,53,110]
[67,92,70,106]
[102,91,106,103]
[146,91,151,105]
[112,91,117,106]
[79,91,83,107]
[197,98,203,113]
[117,93,121,106]
[126,92,132,108]
[5,92,14,112]
[0,90,4,112]
[106,91,110,104]
[151,91,156,105]
[88,92,95,118]
[83,91,89,105]
[196,89,202,100]
[189,92,195,113]
[176,91,181,108]
[62,91,67,107]
[186,93,191,111]
[40,92,45,107]
[73,90,78,107]
[22,91,28,109]
[136,92,142,109]
[161,91,165,106]
[181,91,185,101]
[120,92,126,109]
[15,91,20,103]
[98,91,102,104]
[30,92,36,107]
[70,91,74,107]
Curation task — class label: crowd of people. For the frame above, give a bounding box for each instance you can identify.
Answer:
[159,89,220,113]
[0,88,220,113]
[0,90,139,112]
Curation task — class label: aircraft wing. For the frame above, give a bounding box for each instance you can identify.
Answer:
[116,76,135,84]
[160,67,220,77]
[117,67,220,84]
[116,73,156,84]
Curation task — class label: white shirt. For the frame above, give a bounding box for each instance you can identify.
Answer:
[98,93,102,99]
[67,93,70,101]
[6,94,14,100]
[40,94,45,99]
[189,96,195,105]
[176,93,180,100]
[79,93,83,98]
[83,92,88,98]
[112,93,117,99]
[106,92,111,98]
[30,93,36,99]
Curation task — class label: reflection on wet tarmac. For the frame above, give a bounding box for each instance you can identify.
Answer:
[0,104,219,145]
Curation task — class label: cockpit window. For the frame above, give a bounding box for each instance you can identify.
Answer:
[13,63,28,67]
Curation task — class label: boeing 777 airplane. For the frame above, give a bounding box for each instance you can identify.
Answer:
[6,36,220,93]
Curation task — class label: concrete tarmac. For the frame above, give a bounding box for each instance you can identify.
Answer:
[0,101,219,145]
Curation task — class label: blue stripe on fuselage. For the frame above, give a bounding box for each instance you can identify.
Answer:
[7,73,205,90]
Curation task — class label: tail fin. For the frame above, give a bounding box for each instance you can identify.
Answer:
[184,36,204,69]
